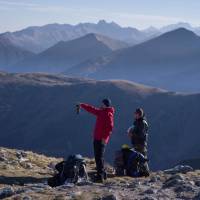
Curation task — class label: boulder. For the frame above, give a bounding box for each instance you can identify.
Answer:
[143,189,157,194]
[140,197,157,200]
[23,196,32,200]
[174,184,195,193]
[102,194,118,200]
[164,165,193,175]
[0,187,15,199]
[0,153,7,162]
[193,192,200,200]
[163,178,185,188]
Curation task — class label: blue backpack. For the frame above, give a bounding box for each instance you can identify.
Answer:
[126,149,148,177]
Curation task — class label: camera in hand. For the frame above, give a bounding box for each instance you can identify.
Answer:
[76,104,80,114]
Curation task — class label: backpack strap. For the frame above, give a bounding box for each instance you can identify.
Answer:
[143,119,149,131]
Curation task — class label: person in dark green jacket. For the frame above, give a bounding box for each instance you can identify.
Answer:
[127,108,150,176]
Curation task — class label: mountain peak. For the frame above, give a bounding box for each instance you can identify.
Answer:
[176,22,192,27]
[163,27,198,38]
[160,22,194,33]
[97,20,120,28]
[146,27,199,45]
[73,33,128,51]
[98,19,108,25]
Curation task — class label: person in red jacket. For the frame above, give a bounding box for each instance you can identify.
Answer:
[77,99,115,182]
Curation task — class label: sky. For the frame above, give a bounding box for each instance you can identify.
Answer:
[0,0,200,33]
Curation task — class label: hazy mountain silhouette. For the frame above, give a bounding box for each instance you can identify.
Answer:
[0,20,150,53]
[66,28,200,92]
[179,158,200,170]
[143,22,200,37]
[0,37,34,70]
[10,33,127,73]
[160,22,196,33]
[1,20,200,54]
[0,72,200,170]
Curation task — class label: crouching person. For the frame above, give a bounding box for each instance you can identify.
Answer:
[77,99,115,182]
[114,144,149,177]
[127,108,150,176]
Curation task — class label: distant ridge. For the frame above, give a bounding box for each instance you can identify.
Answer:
[1,20,200,54]
[66,28,200,92]
[10,33,127,73]
[0,20,149,53]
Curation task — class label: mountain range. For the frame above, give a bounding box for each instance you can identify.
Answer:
[9,33,128,73]
[66,28,200,92]
[1,20,200,55]
[0,20,152,54]
[0,72,200,170]
[1,21,200,92]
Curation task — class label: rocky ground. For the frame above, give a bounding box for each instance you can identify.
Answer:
[0,147,200,200]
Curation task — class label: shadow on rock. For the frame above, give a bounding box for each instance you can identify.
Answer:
[0,176,46,185]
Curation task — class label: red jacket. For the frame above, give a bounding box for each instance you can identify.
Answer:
[80,103,115,144]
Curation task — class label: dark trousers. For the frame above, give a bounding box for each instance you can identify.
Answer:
[93,140,106,175]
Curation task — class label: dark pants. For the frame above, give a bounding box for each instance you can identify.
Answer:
[93,140,106,175]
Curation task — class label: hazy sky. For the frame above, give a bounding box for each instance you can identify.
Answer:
[0,0,200,33]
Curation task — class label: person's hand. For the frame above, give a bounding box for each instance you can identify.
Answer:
[76,103,81,114]
[76,102,81,107]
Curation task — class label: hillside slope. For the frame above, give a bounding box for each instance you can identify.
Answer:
[0,73,200,170]
[0,37,34,70]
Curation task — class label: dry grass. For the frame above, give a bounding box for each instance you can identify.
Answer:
[0,147,61,179]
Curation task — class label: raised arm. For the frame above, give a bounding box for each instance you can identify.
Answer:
[80,103,100,116]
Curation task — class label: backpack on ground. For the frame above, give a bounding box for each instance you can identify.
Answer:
[126,149,149,177]
[114,145,149,177]
[114,150,125,176]
[48,154,88,187]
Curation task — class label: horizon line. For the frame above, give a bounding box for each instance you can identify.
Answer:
[0,19,200,34]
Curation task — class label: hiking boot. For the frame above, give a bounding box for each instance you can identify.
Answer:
[103,171,107,180]
[93,174,104,183]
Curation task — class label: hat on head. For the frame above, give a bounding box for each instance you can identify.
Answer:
[135,108,144,117]
[102,98,111,107]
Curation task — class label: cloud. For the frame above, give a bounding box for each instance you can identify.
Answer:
[0,1,185,26]
[0,0,68,12]
[0,0,198,29]
[29,6,76,13]
[0,0,37,7]
[78,10,197,29]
